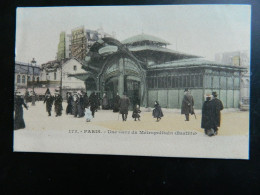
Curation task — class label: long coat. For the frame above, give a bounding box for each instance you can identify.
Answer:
[83,93,89,109]
[153,104,164,118]
[44,95,54,112]
[211,98,224,127]
[54,95,63,115]
[181,93,194,115]
[201,100,216,130]
[14,96,28,130]
[113,95,120,112]
[77,95,85,117]
[132,107,141,118]
[119,96,130,114]
[72,95,79,116]
[66,95,73,114]
[89,93,98,112]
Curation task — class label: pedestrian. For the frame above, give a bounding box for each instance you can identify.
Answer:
[72,92,78,117]
[84,106,93,122]
[201,94,216,136]
[54,91,63,117]
[132,104,141,121]
[152,101,163,122]
[43,93,54,116]
[77,91,84,118]
[181,88,194,121]
[83,91,89,109]
[14,91,28,130]
[119,92,130,121]
[211,91,224,135]
[66,92,73,115]
[113,92,120,112]
[89,92,98,117]
[24,90,29,103]
[102,93,109,110]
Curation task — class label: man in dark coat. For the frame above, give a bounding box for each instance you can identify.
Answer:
[83,91,89,109]
[66,92,73,115]
[44,93,54,116]
[201,95,216,136]
[119,92,130,121]
[89,92,98,117]
[181,89,194,121]
[14,91,28,130]
[113,93,120,112]
[54,92,63,117]
[211,91,224,135]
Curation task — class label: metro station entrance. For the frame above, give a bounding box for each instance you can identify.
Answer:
[104,76,141,110]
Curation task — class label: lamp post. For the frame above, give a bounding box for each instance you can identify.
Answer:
[31,58,36,106]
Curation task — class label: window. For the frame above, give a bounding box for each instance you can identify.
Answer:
[54,72,56,80]
[73,65,77,71]
[17,75,20,83]
[27,76,31,81]
[22,75,25,83]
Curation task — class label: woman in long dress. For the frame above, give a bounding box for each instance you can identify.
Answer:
[14,92,28,130]
[152,101,163,122]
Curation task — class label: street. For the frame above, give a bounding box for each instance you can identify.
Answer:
[13,101,249,159]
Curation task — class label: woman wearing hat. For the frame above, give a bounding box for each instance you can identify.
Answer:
[152,101,164,122]
[14,91,28,130]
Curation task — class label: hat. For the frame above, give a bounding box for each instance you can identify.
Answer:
[212,91,218,97]
[184,88,189,92]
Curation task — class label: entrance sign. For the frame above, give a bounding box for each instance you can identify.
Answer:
[14,5,250,159]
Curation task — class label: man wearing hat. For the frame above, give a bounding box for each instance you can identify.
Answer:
[181,89,194,121]
[211,91,224,135]
[119,92,130,121]
[44,93,54,116]
[14,91,28,130]
[54,89,63,117]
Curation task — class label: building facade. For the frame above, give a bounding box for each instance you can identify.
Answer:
[56,26,113,61]
[70,34,247,109]
[15,61,41,90]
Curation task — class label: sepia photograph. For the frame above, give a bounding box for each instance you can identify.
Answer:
[13,5,251,159]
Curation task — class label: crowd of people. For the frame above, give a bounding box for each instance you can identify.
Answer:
[14,88,224,137]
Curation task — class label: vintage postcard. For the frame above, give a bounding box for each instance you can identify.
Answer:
[14,5,250,159]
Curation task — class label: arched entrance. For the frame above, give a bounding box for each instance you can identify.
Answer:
[104,75,141,109]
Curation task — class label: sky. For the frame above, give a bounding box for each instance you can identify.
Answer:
[15,5,251,65]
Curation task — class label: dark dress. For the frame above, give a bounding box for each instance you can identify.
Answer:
[44,95,54,114]
[211,98,224,127]
[113,95,120,112]
[54,95,63,116]
[201,100,216,131]
[77,95,85,117]
[89,93,98,117]
[14,96,28,130]
[83,93,89,109]
[153,104,164,118]
[66,95,73,114]
[132,107,141,119]
[181,93,194,115]
[73,95,79,117]
[119,96,130,114]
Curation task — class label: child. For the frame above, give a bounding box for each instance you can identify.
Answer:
[84,106,93,122]
[132,104,141,121]
[152,101,164,122]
